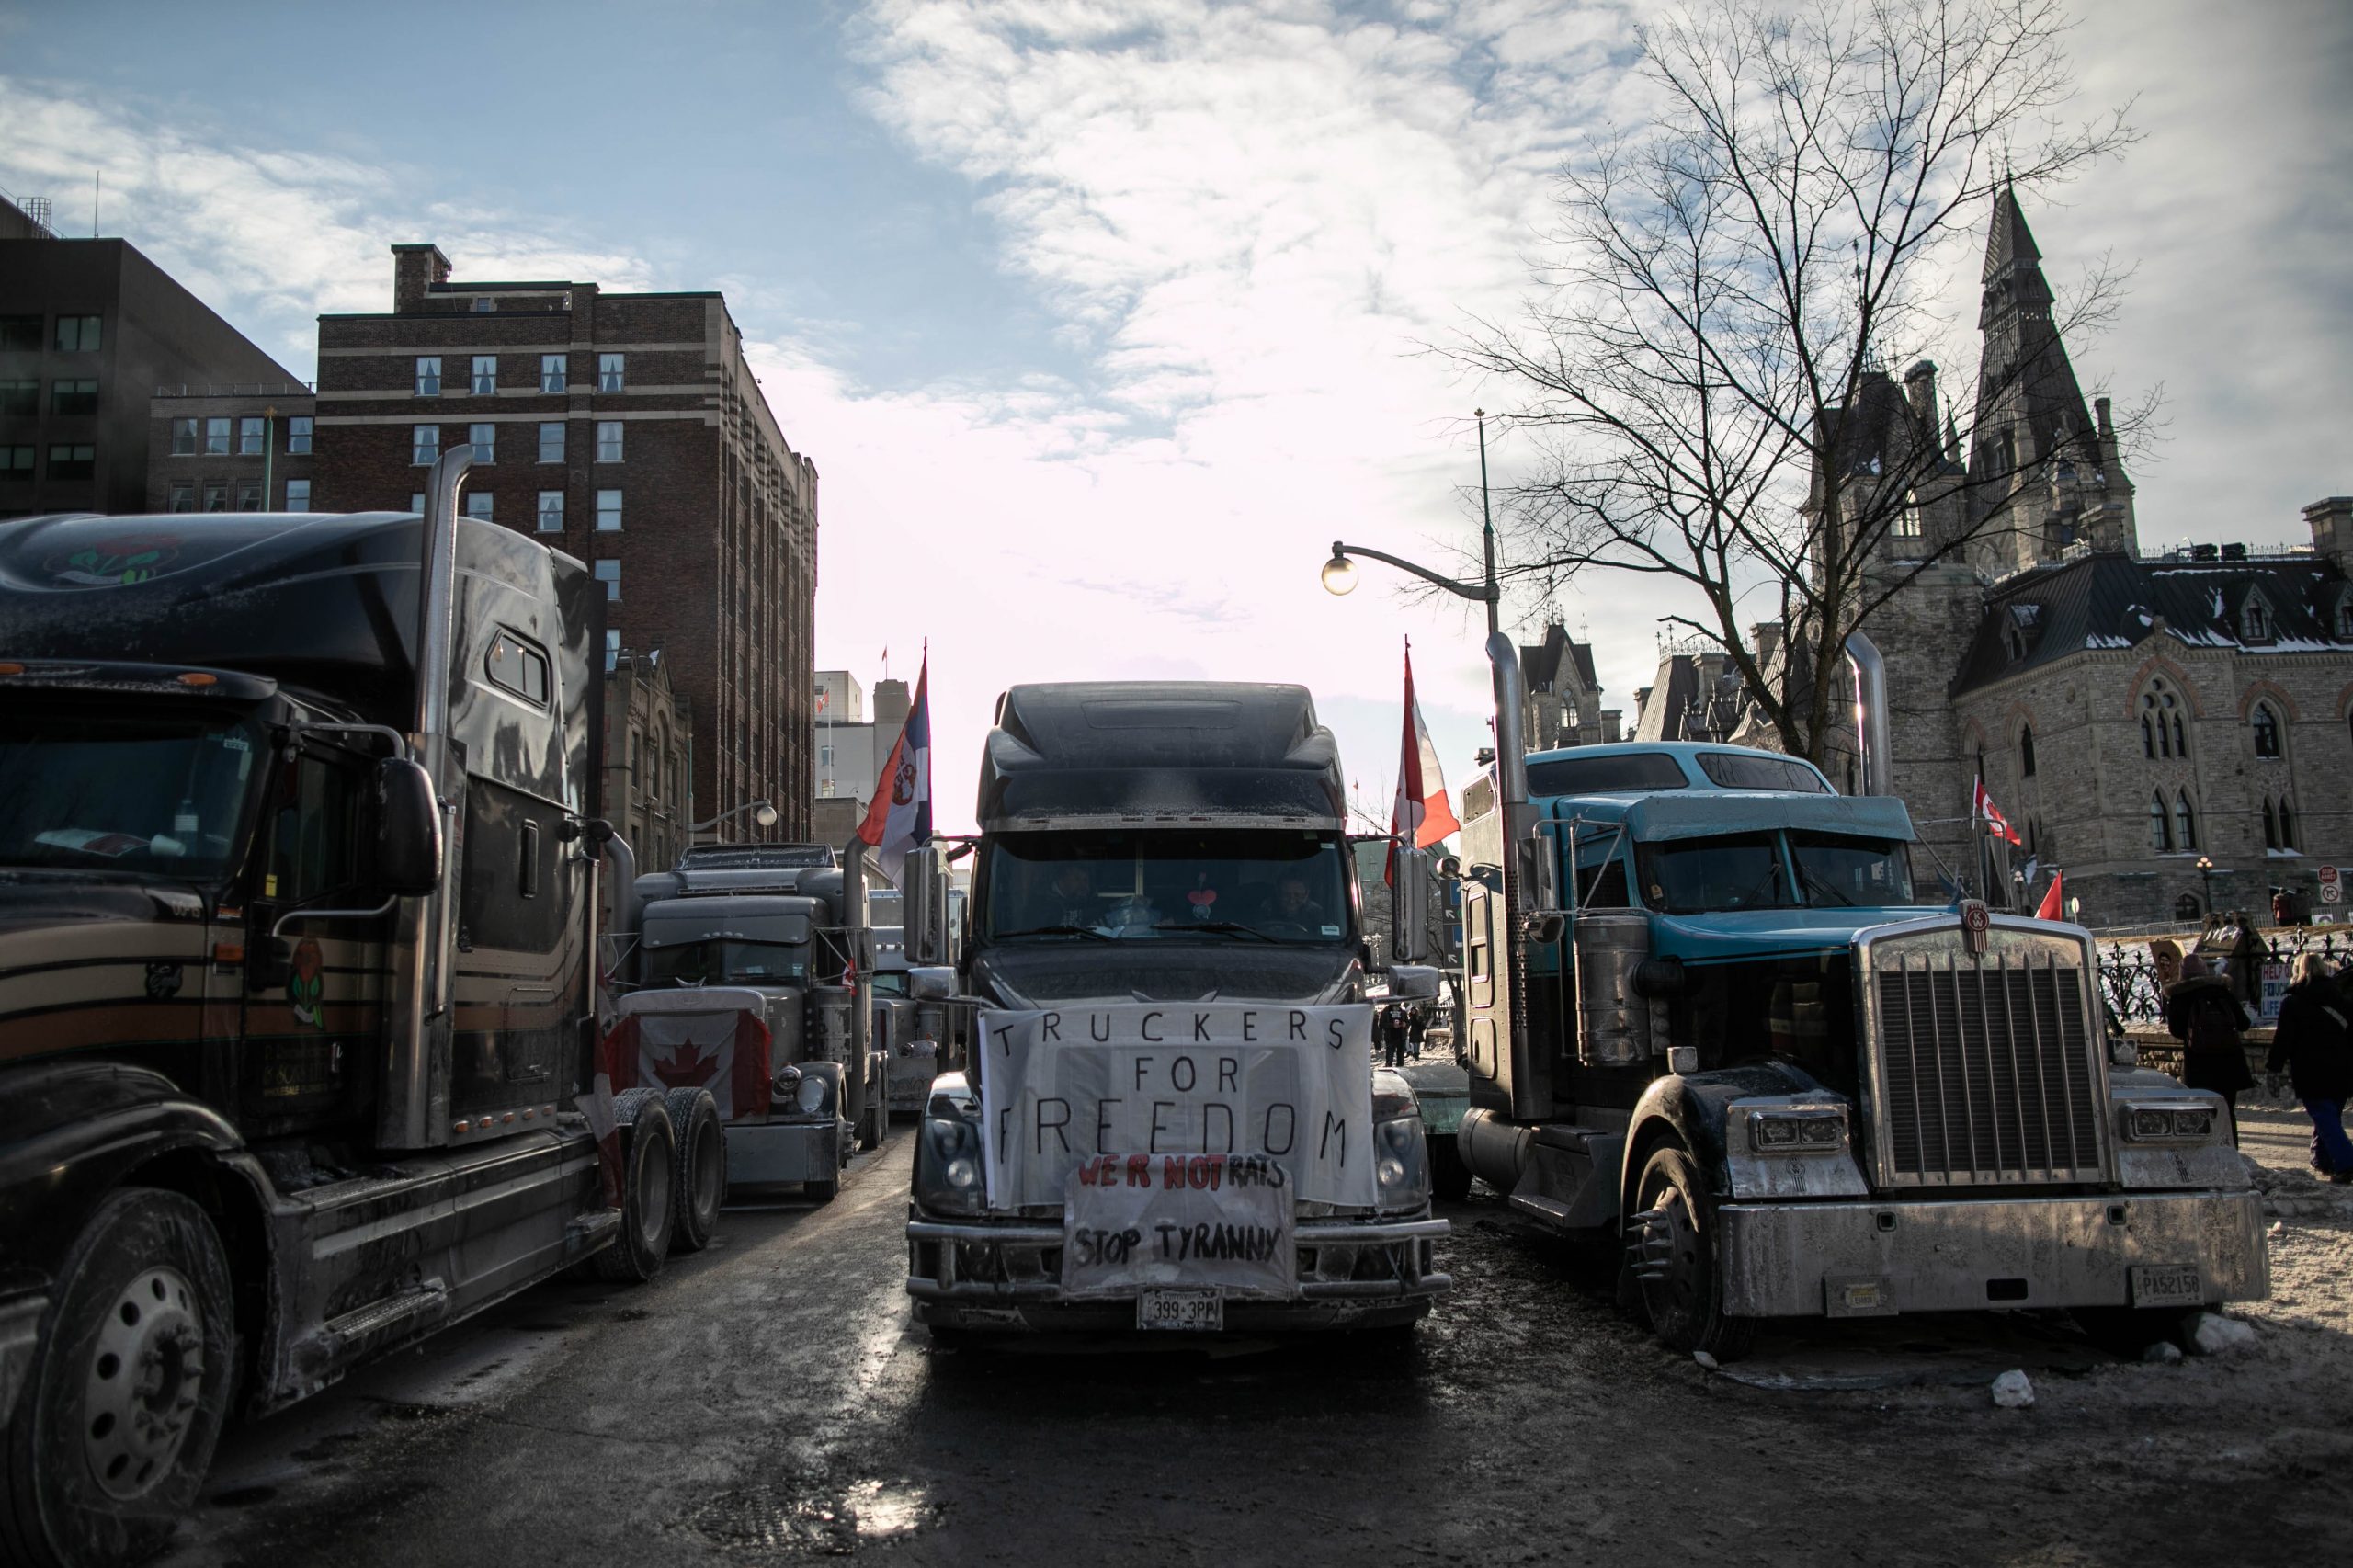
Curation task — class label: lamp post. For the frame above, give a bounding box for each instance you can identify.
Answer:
[1320,409,1501,638]
[2196,855,2216,916]
[690,799,779,840]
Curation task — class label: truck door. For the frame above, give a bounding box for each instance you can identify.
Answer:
[243,741,387,1138]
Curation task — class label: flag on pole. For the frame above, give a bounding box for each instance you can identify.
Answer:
[1388,642,1461,885]
[1971,777,2022,846]
[857,654,931,883]
[2034,869,2064,921]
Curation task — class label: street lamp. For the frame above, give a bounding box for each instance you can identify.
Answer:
[2196,855,2216,915]
[1319,410,1502,638]
[690,799,779,837]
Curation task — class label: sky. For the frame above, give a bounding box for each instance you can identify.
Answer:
[1,0,2347,835]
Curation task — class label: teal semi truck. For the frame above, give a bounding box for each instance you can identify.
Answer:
[1436,700,2267,1359]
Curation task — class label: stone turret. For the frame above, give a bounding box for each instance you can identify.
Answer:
[2307,496,2353,574]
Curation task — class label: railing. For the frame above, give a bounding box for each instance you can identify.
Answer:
[152,382,316,397]
[2093,923,2351,1027]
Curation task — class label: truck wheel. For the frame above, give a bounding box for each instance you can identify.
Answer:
[1627,1145,1755,1363]
[2073,1305,2199,1358]
[1,1189,236,1568]
[1430,1134,1472,1202]
[591,1091,676,1282]
[663,1087,725,1254]
[805,1176,840,1203]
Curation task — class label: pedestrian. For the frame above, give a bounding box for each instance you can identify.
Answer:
[1382,1003,1408,1069]
[2267,954,2353,1182]
[2165,955,2255,1145]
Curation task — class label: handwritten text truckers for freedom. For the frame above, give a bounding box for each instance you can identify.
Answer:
[979,1004,1375,1210]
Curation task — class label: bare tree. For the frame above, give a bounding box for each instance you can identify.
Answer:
[1449,0,2139,763]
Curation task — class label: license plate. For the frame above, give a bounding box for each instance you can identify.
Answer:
[1136,1287,1222,1332]
[2131,1263,2202,1308]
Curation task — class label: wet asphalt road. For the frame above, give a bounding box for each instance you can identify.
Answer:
[155,1132,2339,1568]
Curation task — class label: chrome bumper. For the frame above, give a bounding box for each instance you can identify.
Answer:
[0,1291,46,1425]
[904,1214,1452,1329]
[1717,1189,2268,1318]
[724,1118,839,1185]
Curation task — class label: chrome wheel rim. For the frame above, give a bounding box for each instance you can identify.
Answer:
[83,1266,204,1501]
[692,1126,722,1221]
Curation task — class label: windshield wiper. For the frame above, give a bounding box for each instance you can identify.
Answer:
[992,924,1114,942]
[1796,866,1857,907]
[1154,921,1275,942]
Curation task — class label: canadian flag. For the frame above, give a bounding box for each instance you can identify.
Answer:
[1388,642,1461,885]
[1972,777,2022,846]
[2034,869,2065,921]
[604,992,774,1121]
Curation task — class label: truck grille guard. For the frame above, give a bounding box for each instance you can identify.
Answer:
[1855,915,2112,1189]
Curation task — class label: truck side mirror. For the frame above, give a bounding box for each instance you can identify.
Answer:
[1391,846,1437,964]
[1388,964,1441,1001]
[908,965,957,1001]
[376,757,443,896]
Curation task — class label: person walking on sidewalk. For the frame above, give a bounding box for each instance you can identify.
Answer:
[2268,953,2353,1182]
[2166,956,2255,1146]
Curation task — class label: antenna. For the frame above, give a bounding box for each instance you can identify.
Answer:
[91,171,100,238]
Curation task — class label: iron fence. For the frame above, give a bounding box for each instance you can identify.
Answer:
[2093,924,2352,1026]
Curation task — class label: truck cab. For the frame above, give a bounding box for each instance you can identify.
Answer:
[904,681,1449,1336]
[1450,740,2267,1358]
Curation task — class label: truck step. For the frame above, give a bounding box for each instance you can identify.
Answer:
[319,1280,449,1351]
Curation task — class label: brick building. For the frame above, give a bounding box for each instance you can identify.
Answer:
[312,244,819,840]
[144,389,316,513]
[0,194,304,520]
[1711,189,2351,926]
[604,647,695,878]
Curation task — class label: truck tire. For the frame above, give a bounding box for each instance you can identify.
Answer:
[856,1054,886,1152]
[806,1175,840,1203]
[1627,1144,1755,1363]
[2073,1304,2200,1358]
[663,1086,725,1254]
[1,1188,236,1568]
[591,1090,676,1282]
[1429,1134,1472,1203]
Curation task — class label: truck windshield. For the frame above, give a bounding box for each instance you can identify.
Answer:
[982,829,1353,944]
[639,940,810,987]
[0,706,265,881]
[1788,832,1915,907]
[1636,833,1792,915]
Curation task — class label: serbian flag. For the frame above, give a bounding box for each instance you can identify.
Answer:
[1388,642,1461,885]
[2035,869,2064,921]
[1972,777,2022,846]
[857,655,931,884]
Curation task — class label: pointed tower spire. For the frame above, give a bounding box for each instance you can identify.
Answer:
[1982,182,2043,283]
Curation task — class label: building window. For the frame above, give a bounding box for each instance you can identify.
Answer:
[236,479,262,510]
[469,422,496,463]
[410,493,426,514]
[0,381,36,417]
[466,493,494,521]
[629,732,642,786]
[596,488,622,530]
[2148,794,2171,854]
[597,353,624,392]
[597,420,623,462]
[472,296,495,313]
[415,357,442,396]
[168,481,194,511]
[594,559,620,600]
[537,491,564,532]
[2140,680,2184,760]
[53,315,102,352]
[472,356,497,395]
[285,478,311,511]
[2173,790,2196,852]
[205,417,231,456]
[539,422,563,462]
[1893,504,1924,539]
[2335,598,2353,639]
[204,482,228,512]
[287,415,313,454]
[413,426,439,465]
[603,630,620,673]
[169,417,198,455]
[238,415,264,455]
[0,445,30,478]
[819,744,834,767]
[540,354,566,393]
[0,316,40,351]
[2262,797,2278,851]
[2279,796,2298,850]
[45,444,96,481]
[2251,702,2281,759]
[51,379,98,415]
[2019,725,2036,778]
[2242,599,2269,642]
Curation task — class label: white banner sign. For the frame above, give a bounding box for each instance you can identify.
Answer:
[1062,1153,1295,1299]
[978,1003,1374,1210]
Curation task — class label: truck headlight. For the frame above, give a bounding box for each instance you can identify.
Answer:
[915,1114,985,1215]
[1747,1109,1847,1153]
[2120,1101,2219,1143]
[1375,1116,1429,1210]
[796,1074,830,1116]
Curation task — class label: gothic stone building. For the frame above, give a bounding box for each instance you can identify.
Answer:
[1792,190,2351,927]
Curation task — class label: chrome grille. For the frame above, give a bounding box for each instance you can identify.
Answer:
[1869,945,2108,1186]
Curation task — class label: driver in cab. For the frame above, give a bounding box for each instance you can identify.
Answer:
[1258,873,1327,930]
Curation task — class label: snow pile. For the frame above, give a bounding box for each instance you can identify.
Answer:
[1990,1369,2035,1408]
